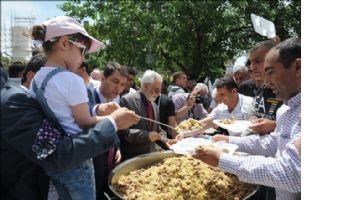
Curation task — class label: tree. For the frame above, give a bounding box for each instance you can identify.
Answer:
[0,56,12,71]
[59,0,300,79]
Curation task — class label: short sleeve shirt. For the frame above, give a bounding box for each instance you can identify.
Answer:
[29,67,88,134]
[254,86,283,120]
[155,94,175,133]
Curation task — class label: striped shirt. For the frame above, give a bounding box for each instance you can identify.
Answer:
[219,93,301,200]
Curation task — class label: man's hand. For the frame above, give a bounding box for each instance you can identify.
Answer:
[248,118,276,135]
[294,137,301,156]
[97,102,120,116]
[148,131,161,142]
[186,95,196,109]
[212,134,229,143]
[114,149,122,164]
[166,139,178,146]
[110,107,140,130]
[175,129,204,141]
[175,133,185,141]
[192,145,223,167]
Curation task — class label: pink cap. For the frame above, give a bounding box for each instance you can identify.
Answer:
[42,16,104,53]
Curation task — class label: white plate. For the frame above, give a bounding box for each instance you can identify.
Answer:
[170,137,210,155]
[204,128,216,135]
[170,137,238,155]
[213,119,252,134]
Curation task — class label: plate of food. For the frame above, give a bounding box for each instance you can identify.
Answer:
[170,137,212,155]
[175,118,204,137]
[213,118,252,134]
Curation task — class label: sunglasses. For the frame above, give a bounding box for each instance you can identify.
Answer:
[68,40,88,57]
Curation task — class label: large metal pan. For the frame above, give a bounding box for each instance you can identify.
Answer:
[108,150,258,200]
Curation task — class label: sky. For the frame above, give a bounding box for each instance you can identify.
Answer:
[1,1,65,57]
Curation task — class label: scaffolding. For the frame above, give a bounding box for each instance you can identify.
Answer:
[10,16,36,61]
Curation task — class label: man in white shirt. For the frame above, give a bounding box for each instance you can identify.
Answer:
[176,77,254,139]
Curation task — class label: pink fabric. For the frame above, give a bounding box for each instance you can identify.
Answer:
[42,16,104,53]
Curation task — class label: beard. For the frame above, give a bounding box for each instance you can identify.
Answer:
[148,95,157,102]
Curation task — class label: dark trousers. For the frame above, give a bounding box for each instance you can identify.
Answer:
[250,185,276,200]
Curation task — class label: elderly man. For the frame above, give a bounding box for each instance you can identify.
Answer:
[233,65,251,86]
[193,38,301,200]
[119,70,165,161]
[173,83,209,124]
[176,78,254,139]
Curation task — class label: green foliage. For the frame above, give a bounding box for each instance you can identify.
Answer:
[59,0,300,78]
[1,56,12,71]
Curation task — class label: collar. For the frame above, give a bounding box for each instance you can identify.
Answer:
[95,87,109,103]
[285,92,301,109]
[232,93,242,113]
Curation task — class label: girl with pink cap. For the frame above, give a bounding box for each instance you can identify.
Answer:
[29,16,109,200]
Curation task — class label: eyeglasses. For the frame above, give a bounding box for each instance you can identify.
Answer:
[68,40,87,58]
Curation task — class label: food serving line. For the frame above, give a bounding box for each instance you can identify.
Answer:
[107,118,259,200]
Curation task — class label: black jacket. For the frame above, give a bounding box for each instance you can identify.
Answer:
[1,81,120,200]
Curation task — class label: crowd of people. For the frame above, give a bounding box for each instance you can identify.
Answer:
[1,15,301,200]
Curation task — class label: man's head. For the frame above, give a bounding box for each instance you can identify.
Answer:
[21,54,47,89]
[215,77,238,107]
[90,68,102,81]
[211,88,222,104]
[191,83,209,97]
[249,40,276,83]
[100,62,129,100]
[191,83,209,105]
[75,62,90,84]
[9,61,25,78]
[140,70,163,102]
[124,67,137,92]
[264,38,301,100]
[172,71,187,89]
[233,65,250,86]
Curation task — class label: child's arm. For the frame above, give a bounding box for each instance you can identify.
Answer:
[71,103,105,129]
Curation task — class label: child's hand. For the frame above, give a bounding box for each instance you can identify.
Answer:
[97,102,120,116]
[111,107,140,129]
